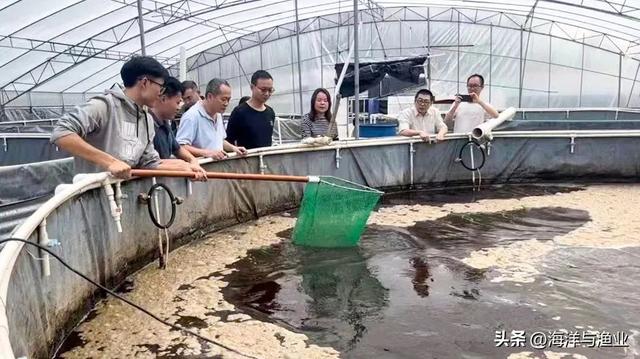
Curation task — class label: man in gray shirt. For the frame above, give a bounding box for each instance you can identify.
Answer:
[51,56,203,179]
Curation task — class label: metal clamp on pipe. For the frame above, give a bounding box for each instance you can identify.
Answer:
[471,107,517,144]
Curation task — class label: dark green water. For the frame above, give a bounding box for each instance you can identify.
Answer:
[219,185,640,358]
[56,184,640,358]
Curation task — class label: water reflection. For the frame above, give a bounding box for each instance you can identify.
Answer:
[408,207,590,253]
[222,244,388,350]
[56,184,640,358]
[221,206,612,358]
[409,257,431,297]
[380,184,584,207]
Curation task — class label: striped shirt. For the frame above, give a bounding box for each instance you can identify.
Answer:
[301,113,337,138]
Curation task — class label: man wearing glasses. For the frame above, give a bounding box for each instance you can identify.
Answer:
[51,56,201,179]
[397,89,447,142]
[226,70,276,149]
[444,74,499,133]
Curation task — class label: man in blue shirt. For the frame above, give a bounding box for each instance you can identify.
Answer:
[176,78,247,160]
[150,77,206,180]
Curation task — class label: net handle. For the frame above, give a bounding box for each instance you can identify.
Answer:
[131,169,313,183]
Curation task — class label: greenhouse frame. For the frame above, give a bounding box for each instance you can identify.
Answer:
[1,0,640,122]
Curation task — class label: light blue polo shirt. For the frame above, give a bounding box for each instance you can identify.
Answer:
[176,101,226,150]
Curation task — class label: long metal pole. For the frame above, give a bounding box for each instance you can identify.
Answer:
[547,35,552,107]
[294,0,304,116]
[427,8,431,87]
[518,27,523,107]
[353,0,360,139]
[179,46,187,81]
[131,169,311,183]
[289,36,297,110]
[626,62,640,107]
[457,14,460,94]
[618,52,622,108]
[489,24,493,102]
[136,0,147,56]
[579,36,585,106]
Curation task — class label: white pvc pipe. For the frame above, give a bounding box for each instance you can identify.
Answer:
[472,107,516,143]
[114,182,123,215]
[223,130,640,161]
[0,133,51,139]
[334,40,355,99]
[409,142,415,187]
[102,182,122,233]
[0,172,110,359]
[38,220,50,277]
[470,142,476,184]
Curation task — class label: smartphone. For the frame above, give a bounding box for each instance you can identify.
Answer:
[456,94,473,102]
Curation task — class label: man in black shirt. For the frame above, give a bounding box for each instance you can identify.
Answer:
[151,77,206,180]
[226,70,275,149]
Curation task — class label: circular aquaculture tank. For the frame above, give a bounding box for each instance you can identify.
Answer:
[55,183,640,359]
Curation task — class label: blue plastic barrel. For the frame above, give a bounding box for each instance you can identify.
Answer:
[358,123,398,138]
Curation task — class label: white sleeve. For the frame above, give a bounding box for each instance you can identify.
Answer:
[397,109,411,133]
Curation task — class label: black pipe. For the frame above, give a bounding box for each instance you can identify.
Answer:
[457,139,486,171]
[146,183,177,229]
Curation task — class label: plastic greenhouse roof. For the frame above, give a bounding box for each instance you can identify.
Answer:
[1,0,639,105]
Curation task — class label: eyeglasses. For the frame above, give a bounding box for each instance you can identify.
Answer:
[467,83,482,88]
[415,99,432,105]
[144,77,166,94]
[255,86,275,94]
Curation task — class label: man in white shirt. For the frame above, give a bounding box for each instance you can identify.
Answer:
[176,78,247,160]
[397,89,447,142]
[444,74,499,133]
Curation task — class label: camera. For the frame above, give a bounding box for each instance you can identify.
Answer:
[456,94,473,102]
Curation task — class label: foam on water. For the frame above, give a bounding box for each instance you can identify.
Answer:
[56,184,640,359]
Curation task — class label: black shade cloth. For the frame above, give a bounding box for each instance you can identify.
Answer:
[335,56,427,97]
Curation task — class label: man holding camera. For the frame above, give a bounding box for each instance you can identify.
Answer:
[445,74,499,133]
